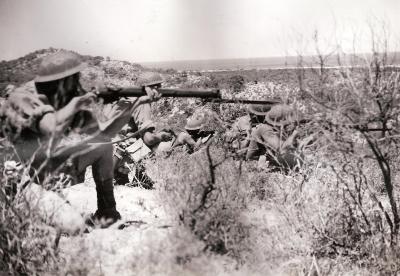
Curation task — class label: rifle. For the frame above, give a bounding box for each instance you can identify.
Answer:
[96,86,281,105]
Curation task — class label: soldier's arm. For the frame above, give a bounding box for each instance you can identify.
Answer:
[246,126,280,160]
[174,132,196,148]
[246,139,260,160]
[129,91,173,148]
[256,125,282,152]
[281,129,299,151]
[143,130,173,147]
[39,93,96,137]
[137,87,162,105]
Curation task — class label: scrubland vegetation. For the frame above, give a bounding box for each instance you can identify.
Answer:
[1,34,400,275]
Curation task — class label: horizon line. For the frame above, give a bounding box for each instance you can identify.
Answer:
[2,47,399,65]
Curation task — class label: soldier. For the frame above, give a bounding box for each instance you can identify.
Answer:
[226,115,252,157]
[113,72,173,188]
[171,108,219,153]
[246,104,303,172]
[0,50,160,227]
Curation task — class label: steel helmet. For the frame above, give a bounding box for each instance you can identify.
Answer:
[136,72,163,87]
[247,103,275,116]
[264,104,296,126]
[35,51,86,83]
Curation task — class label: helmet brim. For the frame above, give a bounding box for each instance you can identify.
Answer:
[264,116,295,126]
[34,63,87,83]
[185,124,203,130]
[247,104,274,115]
[142,80,163,86]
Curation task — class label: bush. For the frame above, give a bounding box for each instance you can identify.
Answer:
[0,159,59,275]
[147,145,251,261]
[227,75,245,93]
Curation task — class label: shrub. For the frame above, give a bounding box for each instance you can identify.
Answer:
[147,145,251,261]
[0,158,59,275]
[227,75,245,93]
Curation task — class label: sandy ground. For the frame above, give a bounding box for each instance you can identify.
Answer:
[58,177,175,275]
[56,172,287,276]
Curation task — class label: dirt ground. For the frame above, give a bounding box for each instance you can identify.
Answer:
[59,174,174,275]
[57,173,289,276]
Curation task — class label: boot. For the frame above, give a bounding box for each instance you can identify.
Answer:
[87,180,121,228]
[85,209,121,229]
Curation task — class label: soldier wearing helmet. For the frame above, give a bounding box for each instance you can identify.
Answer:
[246,103,303,172]
[171,108,220,153]
[223,103,275,158]
[225,115,252,156]
[113,71,174,187]
[1,50,161,228]
[130,72,173,147]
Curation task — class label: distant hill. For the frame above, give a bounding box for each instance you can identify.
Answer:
[2,48,400,93]
[0,48,145,92]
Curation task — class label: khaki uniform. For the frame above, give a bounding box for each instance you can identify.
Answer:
[228,115,251,153]
[3,50,131,227]
[172,130,214,153]
[247,124,302,171]
[1,83,55,162]
[113,102,156,187]
[2,82,98,167]
[126,102,154,134]
[1,82,122,220]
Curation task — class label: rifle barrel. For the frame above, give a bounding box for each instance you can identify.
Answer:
[99,87,221,100]
[98,86,281,105]
[207,98,281,105]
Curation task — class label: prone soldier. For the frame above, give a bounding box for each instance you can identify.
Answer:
[226,115,252,157]
[245,103,304,172]
[169,108,220,153]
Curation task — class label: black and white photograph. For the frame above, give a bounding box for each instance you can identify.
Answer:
[0,0,400,275]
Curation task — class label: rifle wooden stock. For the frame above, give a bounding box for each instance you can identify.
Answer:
[97,86,281,105]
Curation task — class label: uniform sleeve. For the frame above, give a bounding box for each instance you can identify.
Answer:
[255,124,281,152]
[5,91,54,133]
[246,127,263,159]
[130,103,155,131]
[233,115,251,133]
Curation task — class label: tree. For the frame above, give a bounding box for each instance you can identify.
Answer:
[297,27,400,246]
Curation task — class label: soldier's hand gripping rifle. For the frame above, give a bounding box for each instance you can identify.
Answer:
[96,86,282,105]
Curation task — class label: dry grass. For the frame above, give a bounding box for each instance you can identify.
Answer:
[0,161,60,275]
[2,46,400,275]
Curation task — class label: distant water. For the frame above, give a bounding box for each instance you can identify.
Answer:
[141,53,400,72]
[141,56,299,71]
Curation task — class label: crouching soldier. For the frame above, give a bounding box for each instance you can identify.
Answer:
[113,72,173,188]
[0,51,159,228]
[246,104,304,172]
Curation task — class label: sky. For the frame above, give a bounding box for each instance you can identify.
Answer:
[0,0,399,62]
